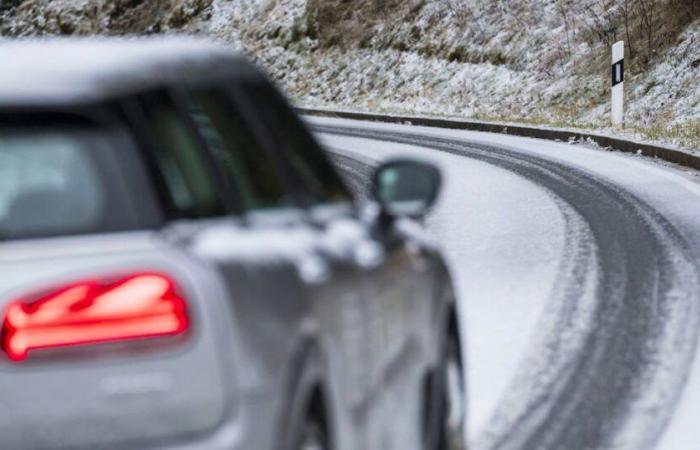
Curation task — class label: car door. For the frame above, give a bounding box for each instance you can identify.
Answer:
[236,78,437,449]
[231,78,388,448]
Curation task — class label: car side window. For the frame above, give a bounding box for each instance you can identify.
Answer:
[238,80,351,206]
[182,89,294,211]
[139,94,226,219]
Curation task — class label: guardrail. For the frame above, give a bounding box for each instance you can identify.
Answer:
[299,107,700,171]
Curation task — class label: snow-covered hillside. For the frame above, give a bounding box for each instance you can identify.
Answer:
[1,0,698,148]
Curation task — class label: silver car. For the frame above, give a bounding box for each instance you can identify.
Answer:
[0,38,465,450]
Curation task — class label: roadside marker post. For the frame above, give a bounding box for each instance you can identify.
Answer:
[611,41,624,127]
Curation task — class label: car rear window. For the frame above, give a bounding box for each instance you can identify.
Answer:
[0,127,150,240]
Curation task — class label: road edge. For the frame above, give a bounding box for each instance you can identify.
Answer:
[299,107,700,171]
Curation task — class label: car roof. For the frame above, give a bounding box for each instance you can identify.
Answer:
[0,36,254,107]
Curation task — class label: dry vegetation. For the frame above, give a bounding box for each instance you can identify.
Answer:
[293,0,700,77]
[558,0,700,74]
[0,0,211,35]
[0,0,698,149]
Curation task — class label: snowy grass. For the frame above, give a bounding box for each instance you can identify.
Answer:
[1,0,698,153]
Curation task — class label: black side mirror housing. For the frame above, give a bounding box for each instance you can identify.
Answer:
[371,158,441,219]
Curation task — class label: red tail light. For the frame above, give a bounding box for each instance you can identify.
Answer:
[1,272,189,362]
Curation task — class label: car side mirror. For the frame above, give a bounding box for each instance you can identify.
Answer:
[371,159,441,219]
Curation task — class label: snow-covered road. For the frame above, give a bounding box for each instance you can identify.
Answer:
[311,116,700,450]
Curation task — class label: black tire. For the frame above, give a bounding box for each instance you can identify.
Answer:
[425,328,467,450]
[289,386,333,450]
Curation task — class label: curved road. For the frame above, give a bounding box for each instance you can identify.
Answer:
[310,117,700,450]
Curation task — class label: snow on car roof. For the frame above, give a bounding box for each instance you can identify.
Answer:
[0,36,250,106]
